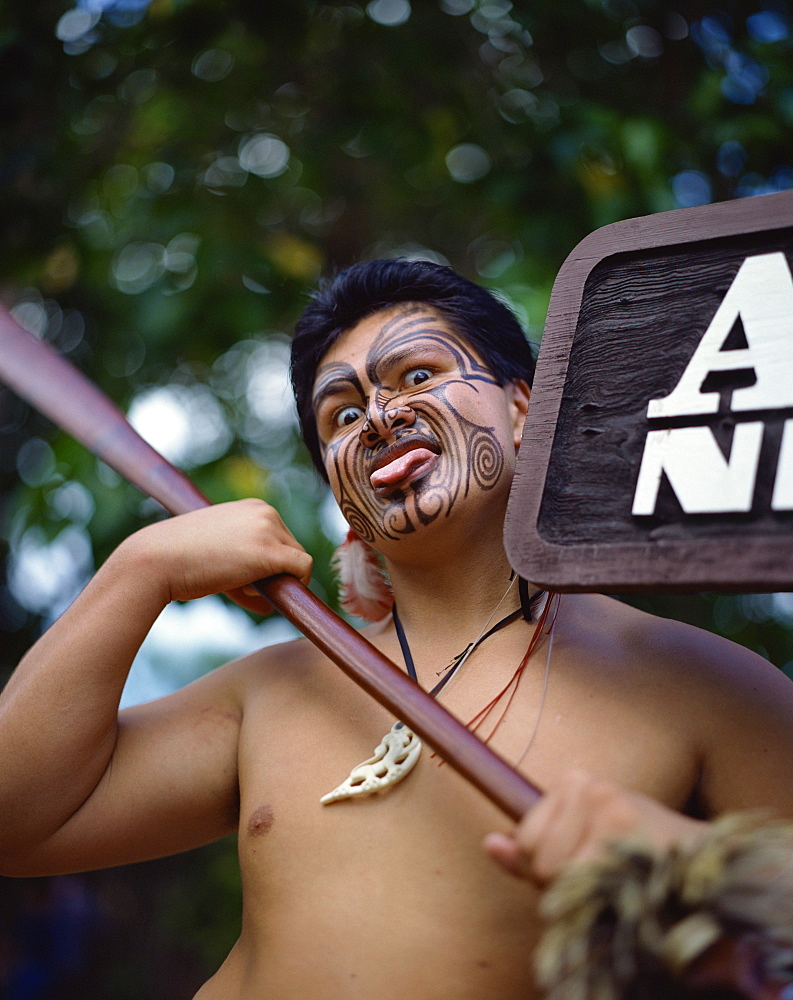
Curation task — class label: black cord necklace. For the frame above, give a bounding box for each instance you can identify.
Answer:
[319,581,546,806]
[392,581,546,697]
[392,605,521,696]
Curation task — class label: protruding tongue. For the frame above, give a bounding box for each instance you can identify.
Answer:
[370,447,436,489]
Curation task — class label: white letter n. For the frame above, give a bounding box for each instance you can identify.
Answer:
[632,423,764,515]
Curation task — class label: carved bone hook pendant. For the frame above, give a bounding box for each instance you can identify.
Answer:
[320,723,422,805]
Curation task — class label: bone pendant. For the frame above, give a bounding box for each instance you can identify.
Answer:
[320,724,422,805]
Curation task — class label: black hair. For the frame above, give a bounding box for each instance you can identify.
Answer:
[290,258,536,478]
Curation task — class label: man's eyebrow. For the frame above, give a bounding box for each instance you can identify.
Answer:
[311,363,362,410]
[368,338,456,382]
[379,343,440,367]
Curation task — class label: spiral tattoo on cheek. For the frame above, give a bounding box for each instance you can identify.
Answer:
[469,427,505,490]
[318,307,509,545]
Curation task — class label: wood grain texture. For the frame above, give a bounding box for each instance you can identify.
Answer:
[505,189,793,592]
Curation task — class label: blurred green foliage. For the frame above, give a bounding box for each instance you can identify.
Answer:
[2,0,793,994]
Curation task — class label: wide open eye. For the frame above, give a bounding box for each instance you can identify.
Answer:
[334,404,364,428]
[403,368,433,389]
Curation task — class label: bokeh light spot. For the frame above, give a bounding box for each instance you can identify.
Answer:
[366,0,411,26]
[48,482,96,525]
[716,140,747,178]
[445,143,492,183]
[238,134,290,178]
[56,8,100,42]
[672,169,712,207]
[143,161,175,193]
[127,384,232,468]
[192,48,235,82]
[625,25,663,59]
[112,242,166,294]
[16,438,58,488]
[9,526,93,618]
[747,11,789,44]
[11,300,48,339]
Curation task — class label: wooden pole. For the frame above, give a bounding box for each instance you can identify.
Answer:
[0,304,541,821]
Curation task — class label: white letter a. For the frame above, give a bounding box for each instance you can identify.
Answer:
[647,252,793,419]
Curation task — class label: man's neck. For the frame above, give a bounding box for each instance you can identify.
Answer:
[389,550,518,623]
[380,520,527,683]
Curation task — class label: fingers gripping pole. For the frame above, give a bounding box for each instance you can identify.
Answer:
[0,304,541,821]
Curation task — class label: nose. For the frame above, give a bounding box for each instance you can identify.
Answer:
[359,397,416,449]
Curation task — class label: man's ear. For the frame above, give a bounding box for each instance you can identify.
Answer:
[507,379,531,450]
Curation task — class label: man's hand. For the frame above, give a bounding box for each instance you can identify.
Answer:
[483,768,707,886]
[119,498,313,613]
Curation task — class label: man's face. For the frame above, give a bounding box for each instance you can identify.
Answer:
[311,304,528,547]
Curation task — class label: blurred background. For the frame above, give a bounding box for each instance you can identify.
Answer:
[2,0,793,994]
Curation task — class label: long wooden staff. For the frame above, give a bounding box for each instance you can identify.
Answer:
[0,304,540,822]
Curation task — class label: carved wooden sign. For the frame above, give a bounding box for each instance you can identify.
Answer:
[504,189,793,592]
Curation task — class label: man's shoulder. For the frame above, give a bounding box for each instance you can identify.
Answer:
[564,592,776,683]
[233,632,326,677]
[581,592,785,698]
[228,625,377,699]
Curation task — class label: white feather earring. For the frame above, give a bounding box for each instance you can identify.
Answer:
[331,528,394,622]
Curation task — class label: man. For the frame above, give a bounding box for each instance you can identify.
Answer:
[2,259,793,999]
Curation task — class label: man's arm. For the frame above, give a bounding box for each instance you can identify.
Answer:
[675,622,793,818]
[485,615,793,884]
[0,499,312,876]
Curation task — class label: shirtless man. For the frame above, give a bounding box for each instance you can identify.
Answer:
[2,259,793,999]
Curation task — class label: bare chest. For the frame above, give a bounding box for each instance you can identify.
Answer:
[232,667,540,996]
[227,642,697,997]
